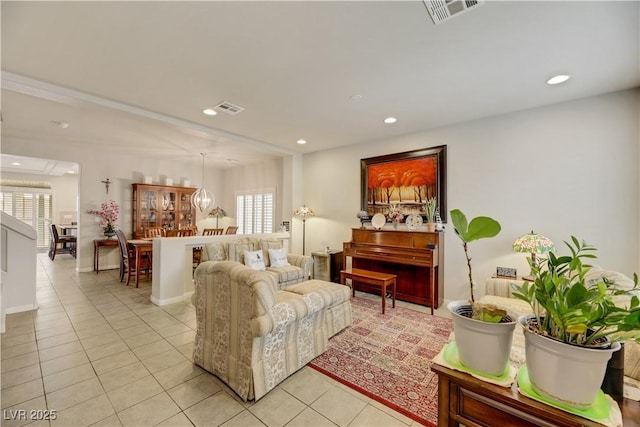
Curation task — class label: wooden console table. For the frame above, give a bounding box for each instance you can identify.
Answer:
[93,239,119,273]
[431,363,640,427]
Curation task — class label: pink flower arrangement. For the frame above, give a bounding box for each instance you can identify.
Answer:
[87,200,119,232]
[386,204,404,222]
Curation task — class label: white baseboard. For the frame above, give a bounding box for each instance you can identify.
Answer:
[5,303,38,314]
[150,294,186,306]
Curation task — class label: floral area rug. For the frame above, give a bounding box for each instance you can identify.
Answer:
[308,296,453,426]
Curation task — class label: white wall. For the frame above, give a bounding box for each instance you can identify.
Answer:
[302,89,640,302]
[222,157,284,221]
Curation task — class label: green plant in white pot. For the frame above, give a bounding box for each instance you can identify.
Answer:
[447,209,517,376]
[512,236,640,409]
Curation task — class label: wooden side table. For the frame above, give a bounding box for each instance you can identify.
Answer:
[312,250,343,283]
[431,363,639,427]
[93,239,119,273]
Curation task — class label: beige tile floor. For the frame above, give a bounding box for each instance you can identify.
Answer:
[1,253,450,427]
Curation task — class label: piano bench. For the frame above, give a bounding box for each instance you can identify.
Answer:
[340,268,397,314]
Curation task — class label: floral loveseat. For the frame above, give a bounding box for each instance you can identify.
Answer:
[192,260,352,401]
[199,236,313,288]
[480,267,640,395]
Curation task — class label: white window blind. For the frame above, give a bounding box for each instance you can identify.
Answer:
[236,188,275,234]
[0,188,53,248]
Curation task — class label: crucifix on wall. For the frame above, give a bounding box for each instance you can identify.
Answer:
[101,178,111,195]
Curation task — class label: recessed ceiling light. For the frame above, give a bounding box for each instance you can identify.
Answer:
[350,94,363,101]
[297,139,307,145]
[384,117,397,124]
[11,162,21,166]
[202,108,218,116]
[547,74,571,85]
[67,170,76,174]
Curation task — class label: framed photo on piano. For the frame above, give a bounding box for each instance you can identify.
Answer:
[361,145,447,222]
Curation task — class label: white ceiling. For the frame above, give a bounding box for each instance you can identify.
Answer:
[1,1,639,174]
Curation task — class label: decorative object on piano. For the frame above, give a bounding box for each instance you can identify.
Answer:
[512,230,555,281]
[447,208,516,377]
[320,241,334,253]
[435,211,444,231]
[87,200,119,238]
[370,213,386,230]
[405,214,423,231]
[294,204,314,255]
[356,210,369,229]
[386,204,404,230]
[208,206,226,228]
[425,197,437,232]
[511,237,640,410]
[496,266,517,278]
[361,145,447,223]
[191,152,215,213]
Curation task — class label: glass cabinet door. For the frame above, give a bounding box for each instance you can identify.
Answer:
[160,190,177,230]
[178,190,194,229]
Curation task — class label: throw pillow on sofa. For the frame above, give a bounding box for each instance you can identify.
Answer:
[268,247,289,268]
[227,238,255,263]
[260,239,283,267]
[203,242,226,262]
[244,250,266,271]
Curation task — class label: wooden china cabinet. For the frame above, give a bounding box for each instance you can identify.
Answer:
[132,184,196,239]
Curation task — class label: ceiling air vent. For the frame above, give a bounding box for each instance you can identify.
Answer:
[214,101,244,115]
[423,0,484,25]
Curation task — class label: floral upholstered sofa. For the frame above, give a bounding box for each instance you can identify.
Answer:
[192,260,352,401]
[480,267,640,396]
[199,236,313,288]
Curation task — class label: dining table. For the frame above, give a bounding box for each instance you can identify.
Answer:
[127,239,153,287]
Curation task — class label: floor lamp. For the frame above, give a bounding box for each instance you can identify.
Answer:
[294,205,314,255]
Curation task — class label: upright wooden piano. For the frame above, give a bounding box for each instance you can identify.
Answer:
[343,228,444,311]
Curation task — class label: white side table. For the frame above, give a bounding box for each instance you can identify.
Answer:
[312,250,343,283]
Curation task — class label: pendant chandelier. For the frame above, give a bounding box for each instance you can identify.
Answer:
[191,152,215,213]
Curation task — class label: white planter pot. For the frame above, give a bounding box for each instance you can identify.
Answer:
[518,315,621,410]
[447,300,516,376]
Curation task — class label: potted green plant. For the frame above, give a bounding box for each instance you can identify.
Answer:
[512,236,640,409]
[447,209,517,376]
[425,197,437,232]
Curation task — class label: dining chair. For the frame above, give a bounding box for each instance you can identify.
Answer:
[180,225,198,234]
[48,223,77,260]
[115,229,151,285]
[202,228,224,236]
[165,229,180,237]
[176,229,196,237]
[144,227,165,238]
[225,226,239,235]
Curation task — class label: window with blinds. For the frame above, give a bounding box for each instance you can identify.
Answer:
[0,189,53,248]
[235,189,274,234]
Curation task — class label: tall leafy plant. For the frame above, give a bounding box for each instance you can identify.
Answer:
[425,197,437,223]
[512,236,640,346]
[450,209,502,304]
